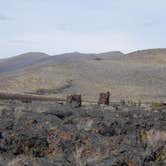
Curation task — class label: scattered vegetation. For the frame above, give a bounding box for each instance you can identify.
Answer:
[151,101,166,109]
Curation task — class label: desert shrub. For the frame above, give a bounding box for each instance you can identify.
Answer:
[120,99,125,105]
[151,101,165,108]
[138,100,142,106]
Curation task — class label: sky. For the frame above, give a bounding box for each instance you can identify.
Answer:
[0,0,166,58]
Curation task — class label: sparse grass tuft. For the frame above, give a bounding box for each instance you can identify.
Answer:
[151,101,165,109]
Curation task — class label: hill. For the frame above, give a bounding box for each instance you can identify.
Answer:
[125,48,166,64]
[0,51,124,74]
[0,52,50,73]
[127,48,166,56]
[0,49,166,101]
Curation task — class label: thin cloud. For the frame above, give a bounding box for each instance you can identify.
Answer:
[9,39,39,45]
[56,24,72,31]
[0,13,12,21]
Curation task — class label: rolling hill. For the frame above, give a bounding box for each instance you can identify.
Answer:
[0,52,50,73]
[0,51,124,74]
[125,48,166,64]
[0,49,166,101]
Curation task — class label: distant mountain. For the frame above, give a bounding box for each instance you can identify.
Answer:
[0,51,124,73]
[0,52,50,73]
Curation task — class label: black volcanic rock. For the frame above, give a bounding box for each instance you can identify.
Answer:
[0,102,165,165]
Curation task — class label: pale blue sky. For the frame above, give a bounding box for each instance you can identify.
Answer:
[0,0,166,58]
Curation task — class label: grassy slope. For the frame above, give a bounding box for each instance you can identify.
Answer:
[0,49,166,101]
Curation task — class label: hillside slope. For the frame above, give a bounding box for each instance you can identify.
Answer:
[0,52,50,73]
[0,51,124,74]
[125,48,166,64]
[0,49,166,101]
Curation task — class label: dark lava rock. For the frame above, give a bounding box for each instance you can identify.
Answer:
[0,102,165,165]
